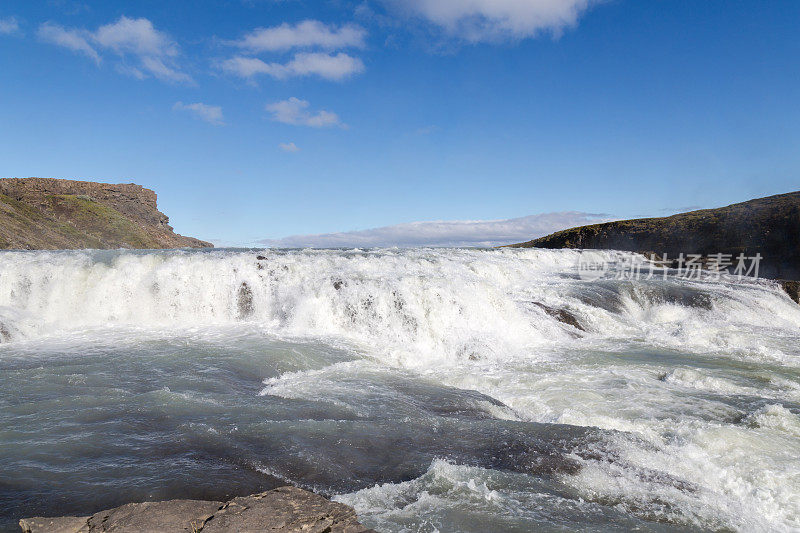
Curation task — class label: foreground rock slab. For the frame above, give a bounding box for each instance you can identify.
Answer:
[20,486,374,533]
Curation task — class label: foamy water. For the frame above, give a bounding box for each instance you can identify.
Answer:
[0,248,798,531]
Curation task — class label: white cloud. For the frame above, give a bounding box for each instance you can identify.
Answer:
[258,212,614,248]
[37,16,191,83]
[266,98,343,128]
[221,19,367,82]
[388,0,598,42]
[37,22,100,62]
[173,102,225,125]
[94,16,177,57]
[219,56,274,78]
[221,52,363,81]
[0,17,20,35]
[233,20,366,51]
[140,56,191,83]
[287,52,364,80]
[279,142,300,152]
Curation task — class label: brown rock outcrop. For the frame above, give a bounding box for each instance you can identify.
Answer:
[19,486,373,533]
[780,280,800,303]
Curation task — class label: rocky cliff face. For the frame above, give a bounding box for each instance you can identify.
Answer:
[509,191,800,280]
[0,178,212,249]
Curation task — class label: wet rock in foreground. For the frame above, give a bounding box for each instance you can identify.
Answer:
[780,280,800,303]
[19,486,373,533]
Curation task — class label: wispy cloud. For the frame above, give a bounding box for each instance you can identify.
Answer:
[221,52,363,81]
[37,16,191,83]
[266,97,343,128]
[285,51,364,80]
[258,212,614,248]
[37,22,99,62]
[385,0,599,42]
[279,142,300,152]
[0,17,20,35]
[221,19,367,82]
[416,125,439,135]
[232,20,366,51]
[218,56,271,78]
[173,102,225,125]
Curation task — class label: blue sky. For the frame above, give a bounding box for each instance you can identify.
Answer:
[1,1,798,246]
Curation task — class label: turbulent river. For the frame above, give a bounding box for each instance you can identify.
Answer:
[1,248,799,532]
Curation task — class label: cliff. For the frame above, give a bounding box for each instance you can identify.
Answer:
[508,191,800,280]
[0,178,212,249]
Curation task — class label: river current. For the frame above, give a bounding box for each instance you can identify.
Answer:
[1,248,798,532]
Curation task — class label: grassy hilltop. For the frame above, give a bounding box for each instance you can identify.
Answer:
[0,178,212,250]
[509,191,800,280]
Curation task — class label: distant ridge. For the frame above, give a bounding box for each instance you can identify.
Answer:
[0,178,212,250]
[508,191,800,280]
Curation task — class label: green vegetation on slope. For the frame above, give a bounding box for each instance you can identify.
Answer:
[0,193,102,249]
[1,193,169,250]
[45,194,155,248]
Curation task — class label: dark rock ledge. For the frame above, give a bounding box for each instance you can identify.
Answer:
[19,486,374,533]
[780,280,800,303]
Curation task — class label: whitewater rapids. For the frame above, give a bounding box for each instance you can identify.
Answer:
[0,248,798,532]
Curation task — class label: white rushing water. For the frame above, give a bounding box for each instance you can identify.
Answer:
[1,248,799,532]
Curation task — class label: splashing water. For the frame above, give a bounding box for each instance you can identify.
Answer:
[0,248,798,531]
